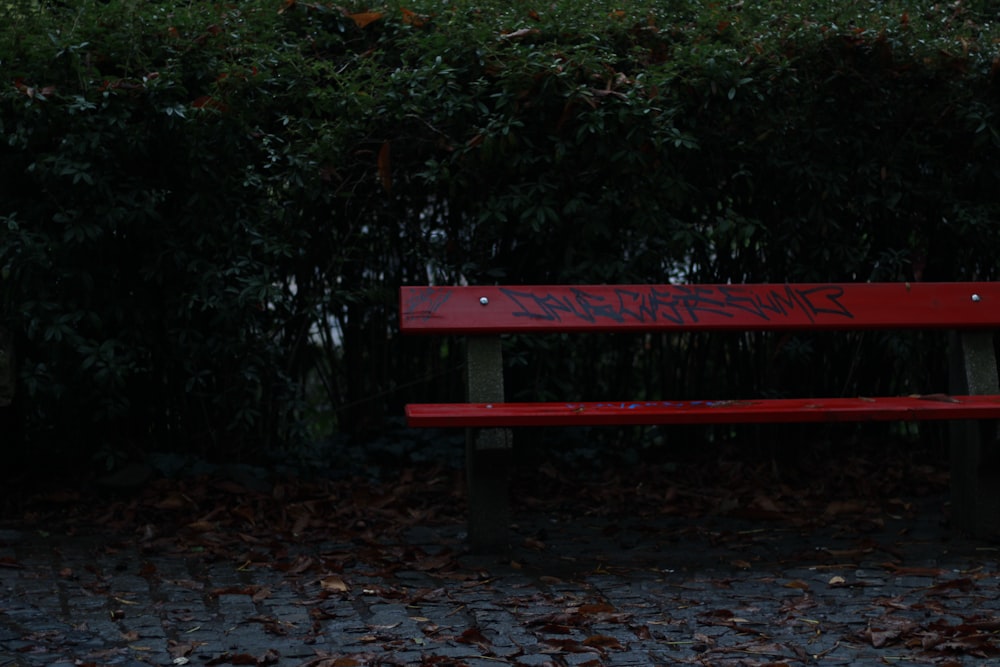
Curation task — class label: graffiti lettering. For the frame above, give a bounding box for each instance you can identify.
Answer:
[402,287,451,322]
[501,284,852,326]
[796,286,852,319]
[501,288,629,324]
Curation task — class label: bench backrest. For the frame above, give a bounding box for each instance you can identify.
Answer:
[400,283,1000,334]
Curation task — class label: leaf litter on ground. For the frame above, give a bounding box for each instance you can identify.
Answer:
[1,434,985,665]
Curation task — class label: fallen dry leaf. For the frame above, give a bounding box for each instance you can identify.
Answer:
[456,627,491,650]
[320,574,349,593]
[583,634,624,650]
[881,562,945,577]
[348,11,383,28]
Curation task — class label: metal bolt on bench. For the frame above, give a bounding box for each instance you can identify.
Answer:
[400,283,1000,549]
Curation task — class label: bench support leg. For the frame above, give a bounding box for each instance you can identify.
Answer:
[949,332,1000,538]
[465,336,511,550]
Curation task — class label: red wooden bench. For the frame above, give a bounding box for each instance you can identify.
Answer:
[400,283,1000,549]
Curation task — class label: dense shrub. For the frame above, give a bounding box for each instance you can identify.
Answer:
[1,0,998,469]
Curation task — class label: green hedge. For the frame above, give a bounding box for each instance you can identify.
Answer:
[1,0,998,467]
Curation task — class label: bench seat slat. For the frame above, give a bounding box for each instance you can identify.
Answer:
[400,283,1000,334]
[406,395,1000,428]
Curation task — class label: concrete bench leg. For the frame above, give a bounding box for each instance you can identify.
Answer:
[465,336,511,550]
[949,332,1000,538]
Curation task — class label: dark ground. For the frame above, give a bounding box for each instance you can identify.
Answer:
[2,428,998,666]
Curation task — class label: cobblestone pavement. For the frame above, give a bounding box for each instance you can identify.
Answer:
[2,485,999,667]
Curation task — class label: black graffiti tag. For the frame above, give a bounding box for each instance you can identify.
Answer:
[500,285,852,326]
[403,287,452,322]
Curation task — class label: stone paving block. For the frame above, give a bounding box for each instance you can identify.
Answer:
[514,653,559,666]
[499,628,541,650]
[6,492,1000,666]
